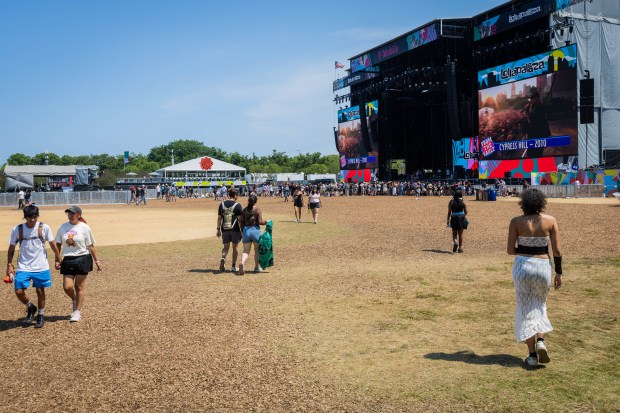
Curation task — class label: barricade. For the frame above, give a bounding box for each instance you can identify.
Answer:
[0,191,131,207]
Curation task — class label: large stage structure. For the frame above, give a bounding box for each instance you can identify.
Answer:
[333,0,620,183]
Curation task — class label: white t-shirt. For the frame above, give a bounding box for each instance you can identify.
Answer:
[18,191,25,200]
[9,222,54,272]
[309,194,321,204]
[55,222,96,257]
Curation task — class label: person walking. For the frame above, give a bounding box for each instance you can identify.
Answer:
[6,205,62,328]
[238,194,267,275]
[17,189,25,209]
[308,188,321,224]
[507,188,563,367]
[136,185,147,206]
[447,190,468,253]
[55,206,102,322]
[216,188,243,272]
[293,186,304,222]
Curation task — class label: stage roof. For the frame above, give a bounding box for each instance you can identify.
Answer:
[157,157,245,173]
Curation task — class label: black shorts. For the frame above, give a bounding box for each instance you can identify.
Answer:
[309,202,320,210]
[222,230,242,244]
[60,254,93,276]
[450,215,467,231]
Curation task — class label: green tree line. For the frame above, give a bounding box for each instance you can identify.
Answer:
[4,140,340,185]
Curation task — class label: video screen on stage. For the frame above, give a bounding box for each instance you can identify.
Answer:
[477,45,578,161]
[337,100,379,170]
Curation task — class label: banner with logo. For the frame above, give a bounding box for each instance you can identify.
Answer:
[351,23,438,73]
[474,0,553,41]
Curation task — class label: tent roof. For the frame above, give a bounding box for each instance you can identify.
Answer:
[158,157,245,172]
[4,165,88,176]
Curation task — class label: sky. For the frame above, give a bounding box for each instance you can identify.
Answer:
[0,0,501,166]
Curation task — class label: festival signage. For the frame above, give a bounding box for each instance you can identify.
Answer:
[474,0,553,41]
[351,23,438,73]
[478,44,576,88]
[478,45,578,161]
[337,100,379,169]
[452,137,479,171]
[555,0,586,11]
[333,71,378,92]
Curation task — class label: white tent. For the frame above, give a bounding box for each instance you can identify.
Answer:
[156,157,246,180]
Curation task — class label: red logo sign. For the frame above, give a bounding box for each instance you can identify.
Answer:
[200,157,213,170]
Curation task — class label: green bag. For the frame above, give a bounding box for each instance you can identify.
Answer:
[258,220,274,269]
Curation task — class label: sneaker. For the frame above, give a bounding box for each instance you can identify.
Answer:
[238,264,245,276]
[254,266,262,273]
[525,356,538,367]
[231,265,237,272]
[458,249,464,253]
[35,314,45,328]
[453,243,458,253]
[25,304,37,324]
[536,341,550,363]
[219,258,226,271]
[70,310,81,322]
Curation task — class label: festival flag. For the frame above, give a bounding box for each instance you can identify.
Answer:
[123,151,130,165]
[335,61,345,69]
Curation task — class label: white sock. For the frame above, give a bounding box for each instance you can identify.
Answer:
[38,308,45,315]
[25,301,32,308]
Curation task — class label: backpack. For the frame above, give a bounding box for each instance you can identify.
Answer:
[221,202,239,231]
[18,222,44,244]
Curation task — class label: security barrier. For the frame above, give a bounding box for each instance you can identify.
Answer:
[0,191,131,207]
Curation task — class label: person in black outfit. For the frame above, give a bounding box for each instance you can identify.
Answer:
[447,190,468,253]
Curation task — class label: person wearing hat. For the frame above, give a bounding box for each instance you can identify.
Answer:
[55,206,102,322]
[6,205,62,328]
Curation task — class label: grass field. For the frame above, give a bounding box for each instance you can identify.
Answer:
[1,196,618,412]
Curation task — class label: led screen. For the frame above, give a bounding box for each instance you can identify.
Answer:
[337,100,379,169]
[478,45,578,161]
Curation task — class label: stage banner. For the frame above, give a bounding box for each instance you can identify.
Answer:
[452,137,479,171]
[474,0,553,41]
[351,23,438,73]
[478,157,558,179]
[555,0,586,12]
[339,169,378,183]
[478,44,576,89]
[333,71,378,91]
[337,100,379,169]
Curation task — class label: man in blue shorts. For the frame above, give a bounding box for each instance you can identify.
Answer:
[6,205,62,328]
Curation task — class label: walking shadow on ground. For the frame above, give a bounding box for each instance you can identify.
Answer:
[422,249,453,254]
[425,350,529,368]
[0,315,70,332]
[188,269,227,275]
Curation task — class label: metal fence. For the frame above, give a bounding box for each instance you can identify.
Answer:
[0,191,131,207]
[471,184,605,198]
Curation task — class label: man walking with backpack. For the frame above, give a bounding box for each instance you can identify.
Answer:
[216,188,243,272]
[6,205,62,328]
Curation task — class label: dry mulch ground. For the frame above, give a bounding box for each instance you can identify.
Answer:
[1,195,618,412]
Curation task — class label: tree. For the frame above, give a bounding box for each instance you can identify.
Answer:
[148,139,211,166]
[7,153,33,165]
[305,163,328,174]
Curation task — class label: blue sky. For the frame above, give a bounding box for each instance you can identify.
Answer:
[0,0,500,165]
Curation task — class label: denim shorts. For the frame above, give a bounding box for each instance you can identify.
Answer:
[242,226,261,243]
[14,269,52,290]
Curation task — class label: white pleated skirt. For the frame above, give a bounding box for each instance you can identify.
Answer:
[512,255,553,342]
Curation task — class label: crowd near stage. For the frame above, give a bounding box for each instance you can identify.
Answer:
[333,0,620,197]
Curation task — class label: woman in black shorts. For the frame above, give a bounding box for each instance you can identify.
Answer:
[447,190,468,253]
[307,188,321,224]
[55,206,102,322]
[293,186,304,223]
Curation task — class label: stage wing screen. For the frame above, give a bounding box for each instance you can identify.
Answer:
[477,45,578,161]
[337,100,379,170]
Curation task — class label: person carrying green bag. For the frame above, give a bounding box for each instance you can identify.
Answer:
[258,220,274,270]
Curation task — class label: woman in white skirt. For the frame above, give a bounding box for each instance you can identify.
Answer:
[507,188,563,367]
